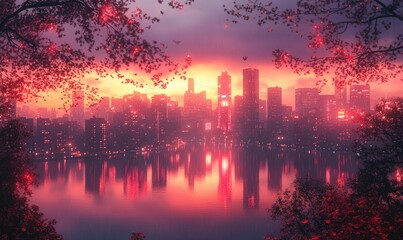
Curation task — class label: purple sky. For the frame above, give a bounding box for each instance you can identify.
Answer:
[27,0,403,110]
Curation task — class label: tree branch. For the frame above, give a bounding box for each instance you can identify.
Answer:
[358,45,403,58]
[4,28,36,47]
[374,0,403,21]
[0,0,90,31]
[335,14,396,26]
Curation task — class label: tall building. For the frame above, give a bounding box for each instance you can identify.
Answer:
[267,87,282,129]
[166,99,181,139]
[71,90,85,129]
[242,68,259,138]
[350,85,370,112]
[267,87,282,119]
[94,97,110,120]
[318,95,336,122]
[217,71,232,131]
[188,78,194,94]
[335,85,347,110]
[123,91,150,114]
[36,118,52,153]
[295,88,319,117]
[294,88,320,145]
[151,94,169,144]
[232,95,243,134]
[183,78,211,136]
[109,91,150,151]
[85,117,108,154]
[259,99,266,123]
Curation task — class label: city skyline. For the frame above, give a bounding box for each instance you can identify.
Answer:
[19,68,384,119]
[17,0,402,111]
[2,1,401,240]
[16,69,373,158]
[22,70,402,113]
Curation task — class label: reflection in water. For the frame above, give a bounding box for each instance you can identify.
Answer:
[238,149,260,210]
[33,145,358,240]
[217,148,232,209]
[124,158,147,199]
[152,155,167,189]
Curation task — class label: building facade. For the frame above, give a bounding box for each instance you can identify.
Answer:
[242,68,259,138]
[217,71,232,131]
[350,85,370,113]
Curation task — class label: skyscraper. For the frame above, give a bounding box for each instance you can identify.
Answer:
[71,90,85,129]
[183,78,211,136]
[267,87,282,121]
[85,117,108,154]
[335,85,347,110]
[295,88,319,117]
[259,99,266,123]
[232,95,243,134]
[36,118,52,153]
[94,96,110,120]
[217,71,232,131]
[294,88,320,145]
[188,78,194,94]
[242,68,259,138]
[267,87,283,136]
[318,95,336,122]
[151,94,169,144]
[350,85,370,112]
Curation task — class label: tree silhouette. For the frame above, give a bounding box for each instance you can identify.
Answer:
[0,1,197,238]
[0,0,193,106]
[351,97,402,209]
[225,0,403,87]
[268,98,403,239]
[0,120,63,239]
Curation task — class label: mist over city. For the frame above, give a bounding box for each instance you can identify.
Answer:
[1,1,402,239]
[15,68,373,159]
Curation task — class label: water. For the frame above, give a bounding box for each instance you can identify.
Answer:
[31,144,358,240]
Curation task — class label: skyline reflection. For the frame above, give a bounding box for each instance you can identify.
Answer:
[33,145,358,240]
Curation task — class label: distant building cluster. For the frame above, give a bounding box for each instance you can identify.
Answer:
[13,68,372,157]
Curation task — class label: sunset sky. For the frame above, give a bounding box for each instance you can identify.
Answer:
[25,0,403,111]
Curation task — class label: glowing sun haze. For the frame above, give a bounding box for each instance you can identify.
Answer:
[26,0,403,111]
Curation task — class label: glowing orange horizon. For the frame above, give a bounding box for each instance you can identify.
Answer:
[19,60,403,114]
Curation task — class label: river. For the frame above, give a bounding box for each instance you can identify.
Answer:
[31,144,358,240]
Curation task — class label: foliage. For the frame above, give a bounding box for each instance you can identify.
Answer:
[225,0,403,87]
[354,97,403,160]
[0,0,194,106]
[268,98,403,239]
[351,97,403,206]
[0,120,63,239]
[270,178,402,239]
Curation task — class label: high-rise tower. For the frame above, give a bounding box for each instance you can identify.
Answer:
[188,78,194,94]
[350,85,370,112]
[217,71,232,131]
[242,68,259,138]
[295,88,319,117]
[335,85,347,109]
[267,87,282,122]
[267,87,283,135]
[85,117,108,154]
